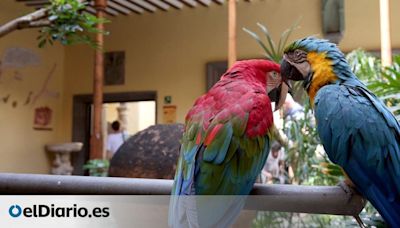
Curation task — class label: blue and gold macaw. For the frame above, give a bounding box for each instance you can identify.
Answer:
[281,37,400,226]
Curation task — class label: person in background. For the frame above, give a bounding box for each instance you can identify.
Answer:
[261,141,286,184]
[281,93,304,121]
[106,120,128,159]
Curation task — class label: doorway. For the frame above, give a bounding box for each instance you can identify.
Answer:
[103,101,156,136]
[72,91,157,175]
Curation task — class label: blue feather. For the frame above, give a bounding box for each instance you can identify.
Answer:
[315,84,400,226]
[288,37,400,226]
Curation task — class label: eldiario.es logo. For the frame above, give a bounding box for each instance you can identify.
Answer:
[8,204,110,218]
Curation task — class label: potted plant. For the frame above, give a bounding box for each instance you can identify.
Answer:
[83,159,110,177]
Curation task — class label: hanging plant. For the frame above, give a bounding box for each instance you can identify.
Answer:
[37,0,109,48]
[0,0,108,48]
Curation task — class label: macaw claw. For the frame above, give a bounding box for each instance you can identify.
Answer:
[337,181,366,228]
[337,180,356,203]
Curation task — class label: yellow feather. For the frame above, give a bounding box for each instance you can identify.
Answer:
[307,52,338,105]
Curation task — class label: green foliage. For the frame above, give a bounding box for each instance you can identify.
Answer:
[37,0,109,48]
[368,55,400,120]
[283,101,342,186]
[346,49,382,83]
[83,159,109,177]
[252,211,355,228]
[346,49,400,120]
[358,202,388,228]
[252,207,387,228]
[243,19,300,63]
[252,206,387,228]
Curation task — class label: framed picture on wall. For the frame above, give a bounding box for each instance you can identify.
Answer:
[104,51,125,85]
[206,61,227,91]
[33,106,53,131]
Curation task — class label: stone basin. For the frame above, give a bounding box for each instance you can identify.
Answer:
[46,142,83,153]
[46,142,83,175]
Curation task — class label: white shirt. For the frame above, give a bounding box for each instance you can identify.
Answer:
[106,132,127,155]
[264,149,285,178]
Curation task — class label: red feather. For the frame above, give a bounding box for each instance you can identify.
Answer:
[185,59,278,138]
[204,124,224,146]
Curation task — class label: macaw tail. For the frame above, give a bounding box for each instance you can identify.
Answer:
[364,187,400,227]
[168,194,246,228]
[345,158,400,227]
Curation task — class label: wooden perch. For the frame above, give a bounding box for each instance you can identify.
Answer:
[0,173,365,216]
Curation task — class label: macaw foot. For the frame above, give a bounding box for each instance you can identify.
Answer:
[337,179,356,203]
[353,215,366,228]
[337,180,366,228]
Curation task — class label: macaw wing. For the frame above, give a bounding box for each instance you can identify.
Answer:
[314,84,400,224]
[172,91,272,196]
[170,110,271,227]
[195,124,271,195]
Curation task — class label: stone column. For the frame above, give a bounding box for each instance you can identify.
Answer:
[102,104,108,157]
[117,102,128,131]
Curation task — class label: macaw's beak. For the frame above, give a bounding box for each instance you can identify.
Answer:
[268,81,289,111]
[281,58,304,81]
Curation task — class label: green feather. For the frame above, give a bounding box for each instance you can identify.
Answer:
[203,123,233,164]
[231,113,249,137]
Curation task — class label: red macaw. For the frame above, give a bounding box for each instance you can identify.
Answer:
[169,59,289,227]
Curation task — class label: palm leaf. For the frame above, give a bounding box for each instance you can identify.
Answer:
[256,23,277,60]
[347,50,400,121]
[243,19,300,63]
[277,18,301,55]
[242,27,274,59]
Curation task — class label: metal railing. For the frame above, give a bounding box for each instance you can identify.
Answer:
[0,173,365,216]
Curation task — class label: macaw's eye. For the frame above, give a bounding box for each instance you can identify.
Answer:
[291,49,305,63]
[270,71,278,79]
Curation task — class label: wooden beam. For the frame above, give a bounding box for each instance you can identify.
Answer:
[162,0,184,9]
[24,0,49,3]
[15,0,47,1]
[107,1,133,15]
[25,0,50,7]
[89,2,119,16]
[228,0,236,67]
[144,0,170,11]
[111,0,148,14]
[127,0,158,12]
[25,3,47,7]
[104,7,119,16]
[181,0,197,7]
[197,0,211,6]
[380,0,392,66]
[213,0,224,5]
[84,6,97,15]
